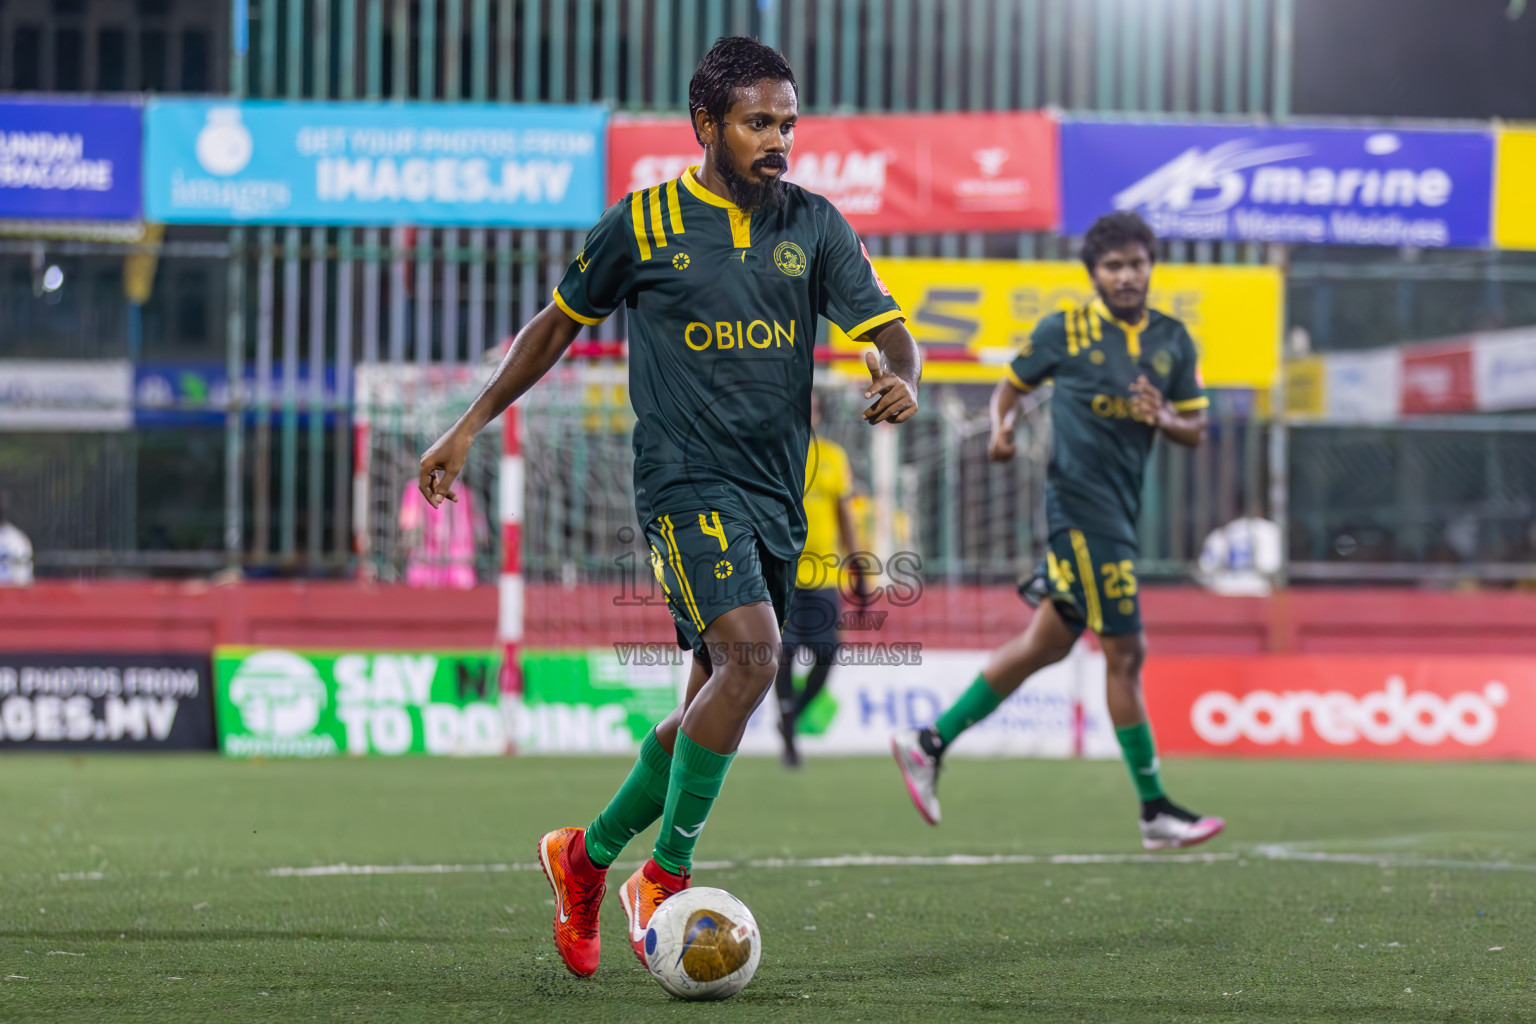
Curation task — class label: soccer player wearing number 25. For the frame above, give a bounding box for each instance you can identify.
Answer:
[418,37,921,978]
[892,212,1225,851]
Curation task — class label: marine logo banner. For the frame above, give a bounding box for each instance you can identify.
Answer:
[1062,120,1494,249]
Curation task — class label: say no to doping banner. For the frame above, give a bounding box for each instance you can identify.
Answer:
[609,111,1059,235]
[146,100,607,226]
[830,259,1282,388]
[213,648,503,757]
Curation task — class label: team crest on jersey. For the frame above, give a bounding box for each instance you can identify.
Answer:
[774,241,807,277]
[672,252,691,270]
[1152,350,1173,377]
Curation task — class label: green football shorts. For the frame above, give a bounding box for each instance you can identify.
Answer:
[644,510,797,656]
[1045,528,1142,637]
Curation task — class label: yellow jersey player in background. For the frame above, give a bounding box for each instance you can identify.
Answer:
[773,391,861,767]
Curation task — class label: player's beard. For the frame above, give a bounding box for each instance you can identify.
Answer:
[715,146,788,213]
[1094,283,1146,324]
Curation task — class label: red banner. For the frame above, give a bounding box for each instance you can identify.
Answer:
[1401,341,1476,415]
[1144,657,1536,760]
[607,112,1059,235]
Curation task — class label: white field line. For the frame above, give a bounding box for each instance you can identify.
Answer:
[258,844,1536,878]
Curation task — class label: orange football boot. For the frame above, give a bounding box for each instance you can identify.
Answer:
[620,857,690,966]
[536,827,607,977]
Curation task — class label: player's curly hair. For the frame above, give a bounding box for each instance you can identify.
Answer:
[1081,211,1158,271]
[688,36,798,146]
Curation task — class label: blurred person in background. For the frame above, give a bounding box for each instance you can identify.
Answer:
[0,489,33,587]
[397,477,482,588]
[891,212,1224,851]
[774,391,862,768]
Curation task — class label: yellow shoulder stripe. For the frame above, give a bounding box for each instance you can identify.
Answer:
[665,178,685,235]
[647,186,667,251]
[630,191,651,261]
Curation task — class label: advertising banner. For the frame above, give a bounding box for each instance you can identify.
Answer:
[212,647,502,757]
[1471,327,1536,412]
[1281,356,1327,420]
[1145,656,1536,760]
[146,100,606,226]
[0,360,133,430]
[1400,342,1474,415]
[518,648,682,753]
[608,111,1059,235]
[828,259,1281,388]
[0,653,214,750]
[1324,348,1401,422]
[515,645,1117,759]
[1062,121,1494,248]
[1493,127,1536,250]
[0,101,142,221]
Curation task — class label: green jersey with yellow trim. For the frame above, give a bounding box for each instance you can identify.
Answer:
[553,168,902,560]
[1007,300,1208,546]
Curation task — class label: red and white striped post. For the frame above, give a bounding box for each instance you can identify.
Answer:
[498,402,525,754]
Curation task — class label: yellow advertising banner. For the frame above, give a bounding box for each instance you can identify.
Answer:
[830,259,1283,388]
[1495,128,1536,251]
[1282,356,1326,420]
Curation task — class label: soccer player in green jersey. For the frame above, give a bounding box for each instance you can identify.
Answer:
[418,37,921,978]
[891,212,1225,851]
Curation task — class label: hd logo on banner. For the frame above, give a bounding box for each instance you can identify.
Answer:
[146,100,606,226]
[213,648,503,757]
[1062,121,1494,249]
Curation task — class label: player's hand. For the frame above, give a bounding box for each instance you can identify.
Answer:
[988,430,1017,462]
[418,426,474,508]
[1129,375,1170,427]
[863,350,919,424]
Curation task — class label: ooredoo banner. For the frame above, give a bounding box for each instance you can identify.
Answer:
[1144,657,1536,760]
[1062,121,1494,248]
[0,653,214,750]
[608,112,1058,235]
[146,100,606,226]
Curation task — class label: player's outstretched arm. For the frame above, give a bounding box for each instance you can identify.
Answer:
[418,304,585,507]
[862,320,922,424]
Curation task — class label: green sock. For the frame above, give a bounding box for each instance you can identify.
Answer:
[651,732,735,875]
[584,728,673,869]
[1115,721,1166,802]
[933,673,1005,746]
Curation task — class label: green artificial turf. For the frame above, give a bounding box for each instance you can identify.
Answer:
[0,754,1532,1022]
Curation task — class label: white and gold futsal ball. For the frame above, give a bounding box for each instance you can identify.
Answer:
[643,886,762,1000]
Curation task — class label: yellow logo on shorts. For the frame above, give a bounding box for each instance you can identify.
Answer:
[714,560,734,579]
[774,241,807,277]
[673,252,691,270]
[1119,598,1135,615]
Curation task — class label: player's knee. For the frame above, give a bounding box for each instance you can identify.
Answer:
[713,654,778,712]
[1105,636,1147,680]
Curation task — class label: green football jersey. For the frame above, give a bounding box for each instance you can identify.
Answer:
[1007,299,1209,546]
[553,168,903,560]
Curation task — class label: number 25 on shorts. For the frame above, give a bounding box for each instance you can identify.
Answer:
[1100,560,1137,599]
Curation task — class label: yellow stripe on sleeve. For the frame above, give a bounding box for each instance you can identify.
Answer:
[1005,366,1034,393]
[630,191,652,261]
[552,288,605,326]
[1069,530,1103,634]
[844,308,904,341]
[1173,396,1211,411]
[647,186,667,250]
[665,178,685,235]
